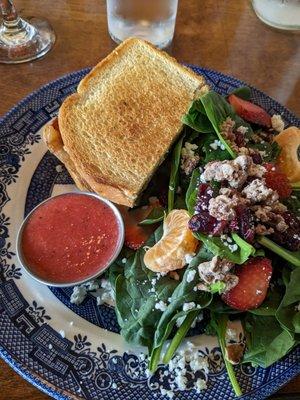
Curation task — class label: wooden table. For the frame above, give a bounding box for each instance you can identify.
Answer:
[0,0,299,399]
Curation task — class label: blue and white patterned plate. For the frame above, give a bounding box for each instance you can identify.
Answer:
[0,66,299,400]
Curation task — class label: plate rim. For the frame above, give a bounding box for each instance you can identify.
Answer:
[0,65,299,400]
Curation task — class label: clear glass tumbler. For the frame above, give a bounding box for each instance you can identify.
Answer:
[252,0,300,30]
[106,0,178,49]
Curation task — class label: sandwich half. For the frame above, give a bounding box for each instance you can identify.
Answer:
[44,38,209,207]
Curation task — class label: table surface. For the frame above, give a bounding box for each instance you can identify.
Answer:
[0,0,299,399]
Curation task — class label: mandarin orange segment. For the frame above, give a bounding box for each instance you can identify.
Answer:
[273,126,300,183]
[144,209,198,273]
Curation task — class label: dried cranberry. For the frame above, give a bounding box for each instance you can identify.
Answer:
[271,212,300,251]
[231,205,255,243]
[283,212,300,231]
[212,220,228,236]
[235,132,245,147]
[189,212,217,234]
[251,153,263,164]
[195,183,214,212]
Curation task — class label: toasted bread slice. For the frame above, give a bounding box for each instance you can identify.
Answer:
[43,119,93,192]
[52,38,208,206]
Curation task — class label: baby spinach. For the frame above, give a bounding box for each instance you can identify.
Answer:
[149,246,213,371]
[209,313,242,396]
[195,232,255,265]
[198,132,232,164]
[163,310,199,364]
[185,167,200,215]
[113,227,179,349]
[168,135,185,213]
[250,141,281,162]
[257,236,300,267]
[276,268,300,334]
[243,314,296,368]
[200,91,253,158]
[249,289,282,316]
[229,86,251,101]
[284,193,300,217]
[139,206,165,225]
[291,182,300,190]
[182,99,214,133]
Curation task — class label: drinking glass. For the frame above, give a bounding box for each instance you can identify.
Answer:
[0,0,55,64]
[106,0,178,49]
[252,0,300,30]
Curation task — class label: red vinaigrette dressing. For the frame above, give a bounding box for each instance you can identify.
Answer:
[21,193,121,284]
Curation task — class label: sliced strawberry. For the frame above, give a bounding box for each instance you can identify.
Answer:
[228,94,271,127]
[222,257,272,311]
[264,163,292,199]
[119,205,157,250]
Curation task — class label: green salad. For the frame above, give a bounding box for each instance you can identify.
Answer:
[108,88,300,396]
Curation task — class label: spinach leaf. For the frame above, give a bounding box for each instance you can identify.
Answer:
[182,99,214,133]
[139,206,165,225]
[243,314,296,368]
[198,132,231,164]
[168,135,184,213]
[250,141,281,163]
[208,298,242,314]
[162,310,199,364]
[185,167,200,215]
[257,236,300,267]
[113,227,179,349]
[276,268,300,334]
[200,91,253,158]
[195,232,255,264]
[284,193,300,217]
[249,289,282,316]
[108,248,134,287]
[210,313,242,396]
[229,86,251,101]
[292,182,300,191]
[149,246,213,370]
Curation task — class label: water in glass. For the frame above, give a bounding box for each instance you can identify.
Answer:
[107,0,178,48]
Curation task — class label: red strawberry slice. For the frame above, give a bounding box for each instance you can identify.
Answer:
[222,257,272,311]
[264,163,292,199]
[119,205,158,250]
[228,94,271,127]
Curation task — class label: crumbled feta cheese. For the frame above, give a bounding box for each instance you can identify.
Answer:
[236,126,248,135]
[182,302,196,312]
[160,389,174,399]
[271,114,285,132]
[195,378,207,392]
[121,258,127,264]
[70,285,87,305]
[184,253,195,265]
[163,342,209,396]
[155,300,167,312]
[55,164,63,173]
[186,269,196,283]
